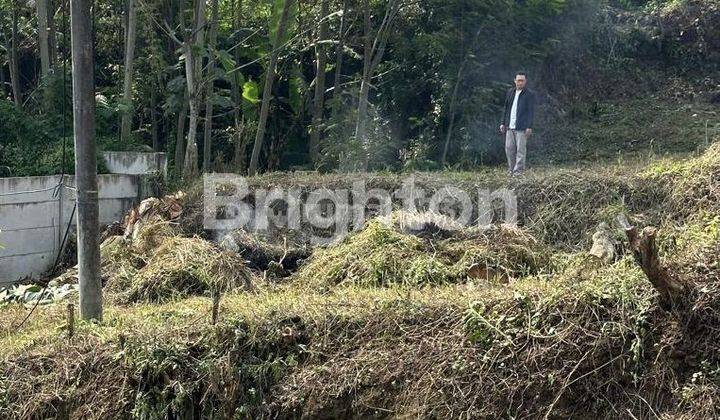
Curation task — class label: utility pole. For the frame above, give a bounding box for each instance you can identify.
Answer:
[70,0,102,320]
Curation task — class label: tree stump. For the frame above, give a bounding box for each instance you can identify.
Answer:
[624,225,686,308]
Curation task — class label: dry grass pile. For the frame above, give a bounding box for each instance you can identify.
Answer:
[273,263,658,418]
[294,211,550,289]
[49,191,256,304]
[108,236,254,304]
[513,169,665,249]
[0,338,133,417]
[50,234,145,289]
[272,253,720,418]
[237,165,666,250]
[126,216,176,256]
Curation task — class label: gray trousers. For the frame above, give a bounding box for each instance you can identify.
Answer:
[505,129,527,174]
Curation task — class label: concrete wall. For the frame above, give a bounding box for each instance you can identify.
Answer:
[0,174,144,284]
[102,151,167,177]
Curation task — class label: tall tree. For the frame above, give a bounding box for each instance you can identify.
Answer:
[441,27,482,166]
[331,0,348,116]
[231,0,246,171]
[36,0,51,78]
[9,0,21,107]
[309,0,329,165]
[248,0,294,176]
[174,93,188,177]
[202,0,219,172]
[181,0,206,179]
[48,0,57,65]
[70,0,102,321]
[355,0,400,149]
[120,0,138,141]
[155,0,197,177]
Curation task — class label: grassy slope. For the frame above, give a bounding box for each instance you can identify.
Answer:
[534,74,720,166]
[0,265,656,418]
[2,139,720,419]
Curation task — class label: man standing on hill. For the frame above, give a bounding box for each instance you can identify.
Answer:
[500,71,535,176]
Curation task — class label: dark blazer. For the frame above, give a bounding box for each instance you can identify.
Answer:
[501,88,535,131]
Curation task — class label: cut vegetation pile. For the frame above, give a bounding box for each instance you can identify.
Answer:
[107,235,254,304]
[56,192,255,304]
[294,211,550,290]
[2,143,720,418]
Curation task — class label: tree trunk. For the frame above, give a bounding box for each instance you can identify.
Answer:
[625,225,687,308]
[354,0,398,161]
[202,0,219,173]
[248,0,293,176]
[331,0,348,116]
[70,0,102,321]
[174,96,188,177]
[441,26,481,166]
[309,0,329,165]
[182,0,207,180]
[183,0,206,176]
[0,58,5,97]
[151,86,159,151]
[120,0,138,141]
[183,42,200,179]
[441,60,467,166]
[354,0,372,147]
[48,0,58,65]
[37,0,51,78]
[193,0,206,77]
[231,0,245,171]
[10,0,22,107]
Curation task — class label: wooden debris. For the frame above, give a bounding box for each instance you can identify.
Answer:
[67,303,75,340]
[623,223,686,308]
[123,191,185,239]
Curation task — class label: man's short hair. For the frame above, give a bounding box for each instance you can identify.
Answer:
[515,71,528,79]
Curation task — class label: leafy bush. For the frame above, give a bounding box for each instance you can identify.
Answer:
[0,99,150,177]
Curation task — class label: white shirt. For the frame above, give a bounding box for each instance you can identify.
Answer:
[509,89,522,130]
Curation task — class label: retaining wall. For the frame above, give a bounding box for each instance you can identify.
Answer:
[102,151,167,176]
[0,153,166,284]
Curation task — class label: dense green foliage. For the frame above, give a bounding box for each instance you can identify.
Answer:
[1,0,717,176]
[0,98,154,176]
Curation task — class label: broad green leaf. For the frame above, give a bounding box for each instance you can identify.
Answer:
[242,80,261,104]
[25,285,42,293]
